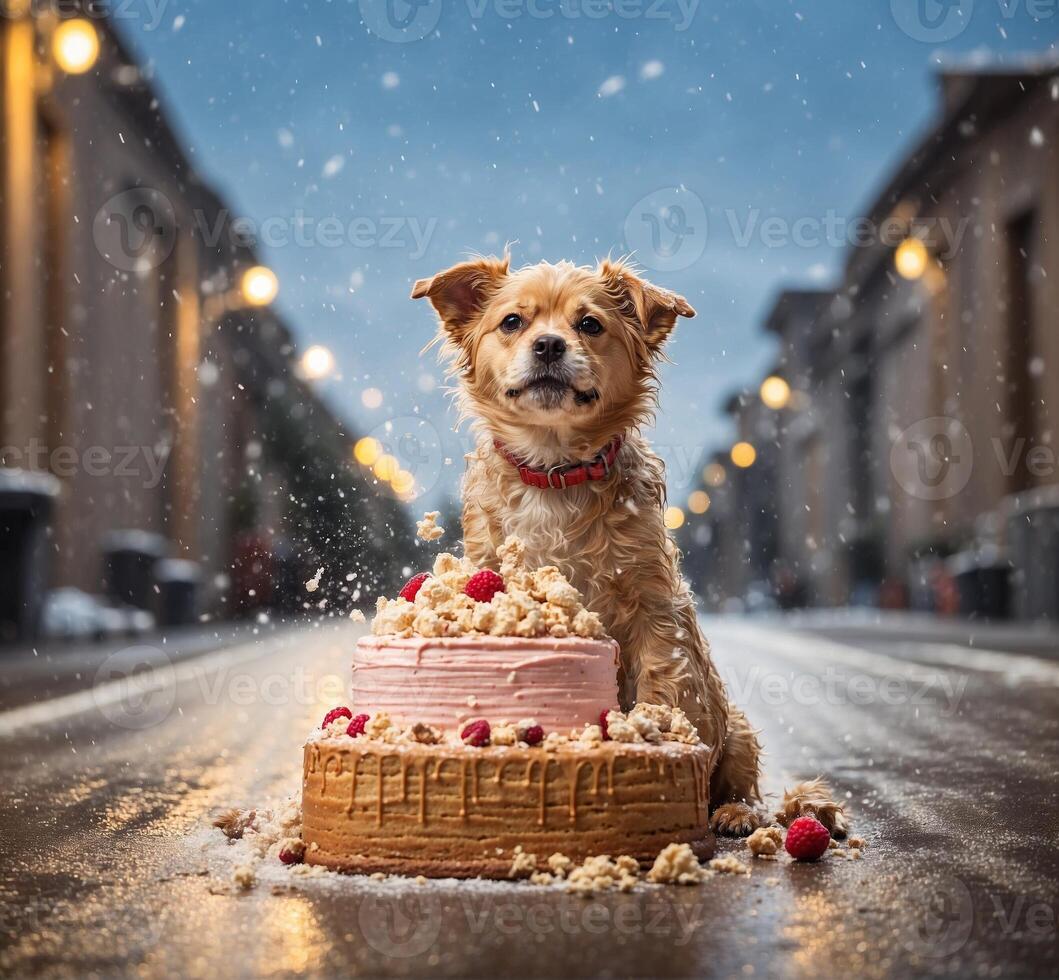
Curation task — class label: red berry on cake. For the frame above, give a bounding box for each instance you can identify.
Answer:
[399,572,431,602]
[322,706,352,728]
[784,816,832,861]
[521,724,544,746]
[346,713,370,738]
[599,709,612,740]
[461,719,491,746]
[464,569,506,603]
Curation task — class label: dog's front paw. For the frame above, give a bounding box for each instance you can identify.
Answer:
[709,802,764,837]
[775,778,848,839]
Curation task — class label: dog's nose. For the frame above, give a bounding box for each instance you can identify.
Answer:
[532,334,567,364]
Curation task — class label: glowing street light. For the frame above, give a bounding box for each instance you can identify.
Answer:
[663,506,685,530]
[894,238,929,280]
[730,441,757,469]
[390,470,415,495]
[301,344,335,380]
[759,375,791,411]
[373,454,399,482]
[240,265,279,306]
[53,19,100,75]
[353,437,381,466]
[703,462,726,488]
[688,490,711,515]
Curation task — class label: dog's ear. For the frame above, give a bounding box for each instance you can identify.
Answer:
[411,256,510,337]
[598,259,695,351]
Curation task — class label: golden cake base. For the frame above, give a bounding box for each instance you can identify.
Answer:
[302,737,714,878]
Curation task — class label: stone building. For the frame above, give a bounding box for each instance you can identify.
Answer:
[0,4,410,636]
[690,62,1059,614]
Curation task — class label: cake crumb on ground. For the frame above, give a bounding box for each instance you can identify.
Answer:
[509,846,538,879]
[747,826,783,857]
[709,855,750,876]
[416,511,445,541]
[566,854,639,895]
[647,843,710,884]
[349,609,366,623]
[232,865,256,890]
[305,568,323,593]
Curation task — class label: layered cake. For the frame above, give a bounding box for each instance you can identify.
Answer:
[301,537,714,878]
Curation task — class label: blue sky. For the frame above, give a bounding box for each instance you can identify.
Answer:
[118,0,1057,506]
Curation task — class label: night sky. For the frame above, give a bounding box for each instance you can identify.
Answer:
[116,0,1058,505]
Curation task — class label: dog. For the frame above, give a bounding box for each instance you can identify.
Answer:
[413,255,842,836]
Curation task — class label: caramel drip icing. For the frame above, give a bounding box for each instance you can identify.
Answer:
[538,758,548,827]
[459,759,468,820]
[567,759,592,823]
[418,758,434,826]
[494,760,507,785]
[592,760,603,799]
[376,753,385,827]
[606,756,615,796]
[306,744,321,779]
[321,752,342,796]
[346,754,361,817]
[471,758,481,805]
[400,757,409,803]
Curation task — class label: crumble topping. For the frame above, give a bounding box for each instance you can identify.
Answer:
[372,535,606,640]
[746,826,783,857]
[708,855,751,876]
[416,511,445,542]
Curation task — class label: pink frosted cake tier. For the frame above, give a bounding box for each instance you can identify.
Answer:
[352,635,620,732]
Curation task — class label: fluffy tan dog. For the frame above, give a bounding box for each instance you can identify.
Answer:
[413,255,826,835]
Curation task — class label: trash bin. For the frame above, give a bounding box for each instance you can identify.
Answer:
[101,530,167,611]
[154,558,200,627]
[0,469,60,643]
[1006,487,1059,621]
[946,548,1010,619]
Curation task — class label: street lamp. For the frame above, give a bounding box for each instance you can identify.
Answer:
[730,441,756,469]
[300,345,335,381]
[703,462,727,487]
[240,265,280,306]
[688,490,711,515]
[52,18,100,75]
[894,237,929,280]
[759,375,791,410]
[663,506,685,530]
[353,437,381,466]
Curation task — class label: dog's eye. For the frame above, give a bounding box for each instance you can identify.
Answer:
[499,314,523,333]
[577,316,604,336]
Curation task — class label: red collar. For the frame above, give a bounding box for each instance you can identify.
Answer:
[493,434,624,490]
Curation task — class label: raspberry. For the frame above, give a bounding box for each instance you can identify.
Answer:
[784,816,831,861]
[464,569,506,603]
[522,724,544,746]
[599,709,611,740]
[461,719,491,747]
[322,706,352,728]
[399,572,431,602]
[278,838,305,865]
[346,713,370,738]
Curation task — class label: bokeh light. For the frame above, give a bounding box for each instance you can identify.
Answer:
[663,506,685,530]
[688,490,711,514]
[730,442,757,468]
[53,19,100,75]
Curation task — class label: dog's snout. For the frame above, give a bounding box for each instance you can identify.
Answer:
[532,334,567,364]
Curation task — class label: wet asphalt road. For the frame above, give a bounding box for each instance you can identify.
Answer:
[1,616,1057,979]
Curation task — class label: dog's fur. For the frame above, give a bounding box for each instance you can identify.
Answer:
[413,255,827,834]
